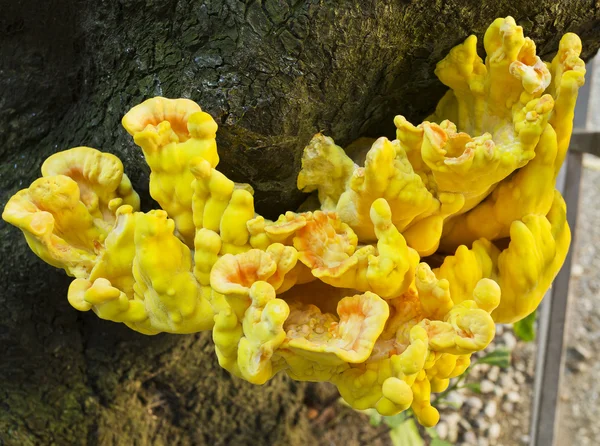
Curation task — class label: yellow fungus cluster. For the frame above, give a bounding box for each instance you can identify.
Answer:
[2,17,585,426]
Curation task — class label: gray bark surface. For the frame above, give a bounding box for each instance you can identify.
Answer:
[1,1,599,444]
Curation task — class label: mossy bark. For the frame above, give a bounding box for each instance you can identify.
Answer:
[1,1,599,444]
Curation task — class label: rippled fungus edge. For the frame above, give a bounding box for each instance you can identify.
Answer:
[2,17,586,427]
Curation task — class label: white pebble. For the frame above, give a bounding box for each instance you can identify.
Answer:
[487,366,500,382]
[480,380,495,394]
[445,412,461,442]
[573,345,593,360]
[502,401,514,412]
[507,391,521,403]
[467,396,484,410]
[470,368,483,380]
[476,418,490,432]
[464,431,478,445]
[478,363,491,374]
[571,263,584,276]
[503,332,517,349]
[484,400,497,418]
[446,391,465,408]
[448,423,459,444]
[499,374,516,391]
[488,423,501,440]
[460,418,472,433]
[436,421,449,440]
[446,413,461,425]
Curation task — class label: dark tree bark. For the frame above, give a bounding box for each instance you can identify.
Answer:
[1,1,599,444]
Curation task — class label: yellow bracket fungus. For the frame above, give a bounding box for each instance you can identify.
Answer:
[2,17,585,425]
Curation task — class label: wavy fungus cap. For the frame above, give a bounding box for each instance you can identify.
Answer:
[1,16,585,425]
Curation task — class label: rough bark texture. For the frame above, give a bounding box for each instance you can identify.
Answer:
[1,1,599,445]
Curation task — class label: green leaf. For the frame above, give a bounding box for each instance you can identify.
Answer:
[360,408,383,427]
[476,348,511,368]
[389,418,425,446]
[383,412,408,428]
[463,382,481,393]
[369,413,383,427]
[425,426,440,439]
[435,399,462,409]
[513,310,537,342]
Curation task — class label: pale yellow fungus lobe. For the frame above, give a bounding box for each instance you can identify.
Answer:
[10,176,103,251]
[41,146,140,221]
[283,291,389,364]
[122,97,219,246]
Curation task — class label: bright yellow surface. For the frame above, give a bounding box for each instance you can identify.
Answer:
[2,17,585,425]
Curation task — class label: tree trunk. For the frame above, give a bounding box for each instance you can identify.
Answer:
[1,1,599,444]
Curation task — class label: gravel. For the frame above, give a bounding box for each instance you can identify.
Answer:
[435,324,536,445]
[555,157,600,444]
